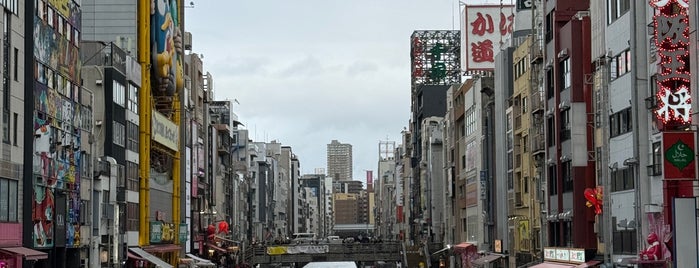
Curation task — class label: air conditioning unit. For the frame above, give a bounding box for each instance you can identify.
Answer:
[558,100,570,110]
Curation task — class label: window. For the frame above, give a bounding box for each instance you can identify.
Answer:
[545,11,553,42]
[607,0,630,24]
[546,117,555,146]
[650,142,662,176]
[613,217,637,254]
[113,81,126,107]
[81,104,93,131]
[13,47,17,81]
[560,109,571,141]
[12,112,16,145]
[562,161,573,192]
[548,165,558,195]
[126,122,139,152]
[521,96,528,114]
[560,58,571,90]
[523,176,529,193]
[0,178,18,222]
[522,135,528,152]
[127,83,138,113]
[127,202,139,231]
[610,108,632,137]
[82,152,91,179]
[546,68,554,99]
[113,122,125,147]
[613,49,631,79]
[466,107,477,136]
[126,161,139,192]
[611,168,634,192]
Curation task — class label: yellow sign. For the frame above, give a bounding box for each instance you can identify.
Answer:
[152,112,179,150]
[266,246,288,255]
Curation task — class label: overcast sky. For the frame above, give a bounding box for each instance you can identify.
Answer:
[185,0,479,183]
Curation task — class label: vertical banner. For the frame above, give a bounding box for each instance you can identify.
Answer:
[366,170,373,192]
[662,132,696,180]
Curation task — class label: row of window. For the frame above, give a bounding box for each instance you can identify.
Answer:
[36,0,81,48]
[607,0,630,25]
[514,55,529,80]
[610,49,631,80]
[0,177,18,222]
[610,108,632,138]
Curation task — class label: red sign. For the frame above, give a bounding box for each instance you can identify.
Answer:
[662,132,696,180]
[464,5,515,71]
[652,0,692,126]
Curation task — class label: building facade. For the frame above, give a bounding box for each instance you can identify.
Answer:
[326,140,352,181]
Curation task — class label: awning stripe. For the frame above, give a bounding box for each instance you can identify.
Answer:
[129,247,174,268]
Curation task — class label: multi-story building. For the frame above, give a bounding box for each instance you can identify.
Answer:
[80,1,189,266]
[376,141,397,240]
[541,0,595,252]
[0,2,49,268]
[508,36,544,266]
[23,0,87,267]
[299,173,329,237]
[327,140,352,181]
[82,41,141,267]
[334,193,359,224]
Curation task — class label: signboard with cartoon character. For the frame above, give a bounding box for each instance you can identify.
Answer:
[151,0,184,107]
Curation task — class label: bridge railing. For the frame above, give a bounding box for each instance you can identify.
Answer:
[250,242,403,264]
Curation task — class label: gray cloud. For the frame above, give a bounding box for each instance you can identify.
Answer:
[187,0,456,181]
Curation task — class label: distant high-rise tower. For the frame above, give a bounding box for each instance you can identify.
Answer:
[327,140,353,181]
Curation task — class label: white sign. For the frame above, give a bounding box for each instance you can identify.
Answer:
[544,247,585,264]
[463,5,515,71]
[152,112,179,151]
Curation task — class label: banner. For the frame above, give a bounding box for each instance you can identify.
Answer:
[663,132,696,180]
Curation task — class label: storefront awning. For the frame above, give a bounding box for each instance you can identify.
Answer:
[129,247,174,268]
[143,244,182,253]
[529,262,576,268]
[0,247,48,261]
[185,253,217,267]
[472,254,503,265]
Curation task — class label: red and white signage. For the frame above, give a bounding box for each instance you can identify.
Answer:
[652,0,692,125]
[463,5,515,71]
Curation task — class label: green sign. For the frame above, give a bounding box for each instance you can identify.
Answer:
[665,140,695,170]
[179,223,188,243]
[150,221,163,243]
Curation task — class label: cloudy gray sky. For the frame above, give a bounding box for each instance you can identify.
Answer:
[185,0,477,183]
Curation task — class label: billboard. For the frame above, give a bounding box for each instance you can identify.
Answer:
[410,30,461,89]
[463,5,515,71]
[151,0,184,101]
[663,132,696,180]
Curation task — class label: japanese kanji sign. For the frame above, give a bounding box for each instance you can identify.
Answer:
[652,0,692,125]
[463,5,515,71]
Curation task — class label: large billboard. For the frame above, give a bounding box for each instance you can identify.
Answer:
[463,5,515,71]
[410,30,461,89]
[151,0,184,105]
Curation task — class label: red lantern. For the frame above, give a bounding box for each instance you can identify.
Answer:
[218,221,229,234]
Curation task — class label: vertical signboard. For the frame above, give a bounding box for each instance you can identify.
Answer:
[410,30,461,89]
[662,132,696,180]
[463,5,515,71]
[651,0,691,126]
[185,147,192,252]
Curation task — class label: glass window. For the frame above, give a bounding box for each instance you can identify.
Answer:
[560,58,571,90]
[113,81,126,107]
[113,122,125,147]
[0,179,7,221]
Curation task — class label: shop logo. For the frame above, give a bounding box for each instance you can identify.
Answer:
[665,140,694,170]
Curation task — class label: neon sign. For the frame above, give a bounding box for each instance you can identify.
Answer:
[653,0,692,125]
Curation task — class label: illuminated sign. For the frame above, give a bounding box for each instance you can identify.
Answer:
[464,5,515,71]
[152,111,179,150]
[652,0,692,125]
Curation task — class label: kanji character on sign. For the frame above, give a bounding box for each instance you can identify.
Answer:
[470,12,494,36]
[471,40,494,63]
[499,13,515,35]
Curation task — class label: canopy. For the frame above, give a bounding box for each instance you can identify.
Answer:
[129,247,173,268]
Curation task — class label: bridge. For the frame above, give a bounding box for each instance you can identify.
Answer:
[247,242,403,265]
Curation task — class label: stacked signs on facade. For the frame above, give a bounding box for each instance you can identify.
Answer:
[463,5,515,71]
[410,31,461,89]
[652,0,691,126]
